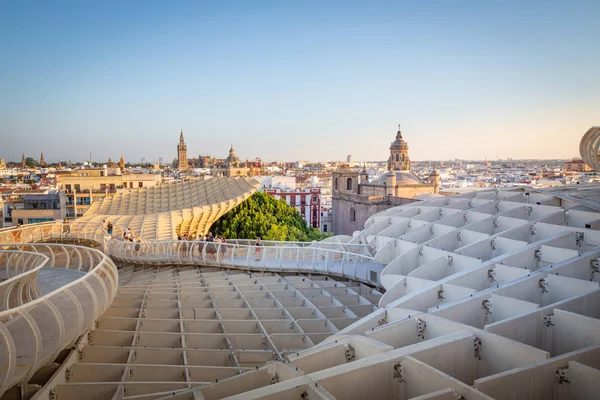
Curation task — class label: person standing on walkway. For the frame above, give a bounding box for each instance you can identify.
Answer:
[206,233,215,260]
[197,235,205,259]
[220,236,227,261]
[255,237,262,261]
[63,220,71,236]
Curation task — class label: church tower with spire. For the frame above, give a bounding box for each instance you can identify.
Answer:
[40,152,46,167]
[388,125,410,171]
[21,153,26,169]
[177,129,188,170]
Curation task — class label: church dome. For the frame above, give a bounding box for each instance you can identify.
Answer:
[395,171,423,184]
[390,129,407,150]
[226,143,241,167]
[379,171,423,185]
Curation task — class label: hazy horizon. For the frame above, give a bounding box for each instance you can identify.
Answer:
[1,1,598,163]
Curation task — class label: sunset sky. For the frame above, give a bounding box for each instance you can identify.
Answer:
[1,1,598,163]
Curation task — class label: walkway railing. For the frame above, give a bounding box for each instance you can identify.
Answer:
[106,239,382,285]
[0,222,383,286]
[0,221,125,246]
[224,238,373,254]
[0,250,49,311]
[0,221,381,396]
[0,242,119,397]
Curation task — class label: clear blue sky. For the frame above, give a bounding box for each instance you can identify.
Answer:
[1,1,598,163]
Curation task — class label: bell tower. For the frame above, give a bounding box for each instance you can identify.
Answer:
[177,129,188,170]
[388,125,410,171]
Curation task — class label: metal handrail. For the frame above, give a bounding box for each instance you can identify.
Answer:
[223,238,372,249]
[0,220,383,396]
[0,240,118,397]
[105,239,381,285]
[0,250,49,311]
[0,222,382,285]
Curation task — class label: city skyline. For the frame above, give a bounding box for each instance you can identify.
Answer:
[1,1,598,162]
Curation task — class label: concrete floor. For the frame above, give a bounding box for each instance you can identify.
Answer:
[37,267,86,295]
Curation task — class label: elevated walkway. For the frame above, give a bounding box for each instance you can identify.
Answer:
[1,186,600,399]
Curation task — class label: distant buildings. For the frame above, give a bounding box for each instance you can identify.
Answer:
[346,154,355,167]
[210,144,251,177]
[257,176,322,230]
[564,158,591,173]
[176,130,266,177]
[332,126,439,235]
[255,176,296,191]
[1,188,66,226]
[265,187,321,229]
[58,161,160,218]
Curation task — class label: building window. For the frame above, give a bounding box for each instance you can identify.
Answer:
[139,182,143,188]
[74,184,81,192]
[65,184,71,192]
[28,217,54,224]
[350,208,356,222]
[100,184,106,191]
[323,224,328,232]
[334,178,338,191]
[395,154,399,162]
[346,178,352,191]
[312,196,318,203]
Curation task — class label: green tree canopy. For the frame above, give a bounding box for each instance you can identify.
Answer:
[25,157,37,168]
[211,192,330,242]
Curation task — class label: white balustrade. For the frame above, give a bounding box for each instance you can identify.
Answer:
[0,231,119,397]
[0,221,381,396]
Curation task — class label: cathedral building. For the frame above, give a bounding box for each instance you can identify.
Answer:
[210,143,250,177]
[175,130,261,177]
[332,126,441,235]
[177,129,188,170]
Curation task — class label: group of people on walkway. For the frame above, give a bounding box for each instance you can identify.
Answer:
[91,219,267,264]
[175,234,264,263]
[177,232,228,261]
[102,221,142,256]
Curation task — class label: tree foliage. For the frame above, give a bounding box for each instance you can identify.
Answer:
[25,157,36,168]
[211,192,331,242]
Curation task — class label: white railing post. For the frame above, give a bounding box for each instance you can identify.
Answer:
[279,247,283,272]
[246,245,251,270]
